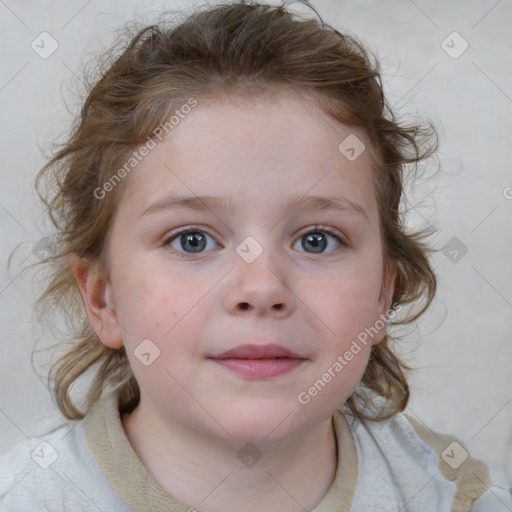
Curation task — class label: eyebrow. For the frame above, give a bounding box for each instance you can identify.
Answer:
[284,194,368,222]
[139,193,368,221]
[140,195,235,217]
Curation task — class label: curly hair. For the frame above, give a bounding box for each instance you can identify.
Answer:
[33,1,438,423]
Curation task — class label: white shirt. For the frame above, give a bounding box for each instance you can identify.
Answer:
[1,387,510,511]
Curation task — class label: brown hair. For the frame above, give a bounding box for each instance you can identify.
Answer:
[34,1,437,422]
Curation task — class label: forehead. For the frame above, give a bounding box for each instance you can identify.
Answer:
[117,91,378,222]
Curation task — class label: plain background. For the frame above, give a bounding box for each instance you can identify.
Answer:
[0,0,511,490]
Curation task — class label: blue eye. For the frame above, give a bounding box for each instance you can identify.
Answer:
[167,230,219,254]
[164,226,344,256]
[294,227,343,254]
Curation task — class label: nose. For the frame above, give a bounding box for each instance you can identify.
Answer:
[224,248,295,318]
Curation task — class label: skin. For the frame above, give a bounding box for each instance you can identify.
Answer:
[73,91,396,512]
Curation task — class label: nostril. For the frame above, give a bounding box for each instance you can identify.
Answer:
[236,302,284,311]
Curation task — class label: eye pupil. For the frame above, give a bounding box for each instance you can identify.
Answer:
[172,229,338,255]
[302,232,327,253]
[181,232,206,253]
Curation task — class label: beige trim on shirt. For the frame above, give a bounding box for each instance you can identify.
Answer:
[405,414,492,512]
[312,411,358,512]
[84,389,189,511]
[83,388,358,511]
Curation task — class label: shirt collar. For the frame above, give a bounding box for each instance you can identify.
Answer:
[84,387,358,511]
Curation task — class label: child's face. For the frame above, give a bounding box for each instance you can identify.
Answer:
[95,92,394,442]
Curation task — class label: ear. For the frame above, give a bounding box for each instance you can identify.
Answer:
[72,255,124,349]
[372,259,397,346]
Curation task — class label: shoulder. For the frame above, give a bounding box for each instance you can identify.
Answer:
[403,413,489,510]
[403,413,512,512]
[0,420,130,511]
[0,424,67,492]
[346,409,512,512]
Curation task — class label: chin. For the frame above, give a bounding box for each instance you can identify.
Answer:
[212,406,305,445]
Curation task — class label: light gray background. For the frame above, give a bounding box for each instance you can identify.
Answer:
[1,0,511,489]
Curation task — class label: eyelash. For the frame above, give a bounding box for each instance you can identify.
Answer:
[297,226,345,250]
[162,225,346,256]
[307,226,342,242]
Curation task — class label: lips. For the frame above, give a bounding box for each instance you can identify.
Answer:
[209,343,307,379]
[209,343,305,360]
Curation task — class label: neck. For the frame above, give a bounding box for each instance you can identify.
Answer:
[121,398,338,512]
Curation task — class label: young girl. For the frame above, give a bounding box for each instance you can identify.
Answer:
[1,2,510,511]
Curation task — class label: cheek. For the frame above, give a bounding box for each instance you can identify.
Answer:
[110,262,190,343]
[114,268,209,407]
[308,285,376,408]
[110,272,187,358]
[113,264,220,375]
[311,270,382,338]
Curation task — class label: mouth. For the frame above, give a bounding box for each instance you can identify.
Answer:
[208,344,307,379]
